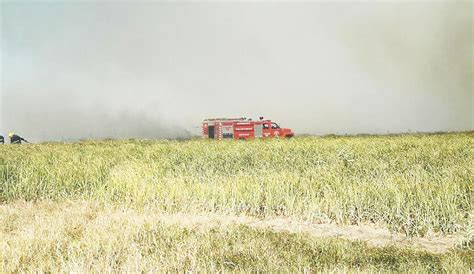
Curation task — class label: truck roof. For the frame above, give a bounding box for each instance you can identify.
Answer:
[203,117,247,121]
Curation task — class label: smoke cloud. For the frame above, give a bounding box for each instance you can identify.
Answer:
[1,2,472,141]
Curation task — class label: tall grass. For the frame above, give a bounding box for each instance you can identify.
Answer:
[1,133,472,236]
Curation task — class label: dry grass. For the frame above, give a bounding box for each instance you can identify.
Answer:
[0,133,473,271]
[1,200,471,272]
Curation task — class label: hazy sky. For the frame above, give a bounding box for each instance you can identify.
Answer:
[1,1,472,141]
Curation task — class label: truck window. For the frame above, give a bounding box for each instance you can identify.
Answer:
[271,123,280,129]
[263,123,270,129]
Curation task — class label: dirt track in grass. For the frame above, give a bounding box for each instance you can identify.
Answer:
[155,213,464,253]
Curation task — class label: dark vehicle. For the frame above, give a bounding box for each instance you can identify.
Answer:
[9,133,29,144]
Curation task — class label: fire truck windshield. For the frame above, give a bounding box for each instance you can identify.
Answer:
[271,123,280,129]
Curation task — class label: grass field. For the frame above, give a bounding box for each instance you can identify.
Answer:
[0,133,473,271]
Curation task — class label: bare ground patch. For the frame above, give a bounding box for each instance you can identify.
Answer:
[153,213,465,254]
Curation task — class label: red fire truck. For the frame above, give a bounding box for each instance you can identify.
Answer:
[202,117,294,140]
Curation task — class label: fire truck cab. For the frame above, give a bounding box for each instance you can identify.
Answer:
[202,117,294,140]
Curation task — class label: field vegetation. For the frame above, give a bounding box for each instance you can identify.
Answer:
[0,132,472,271]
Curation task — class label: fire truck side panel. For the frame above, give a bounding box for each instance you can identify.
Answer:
[216,123,222,140]
[221,124,234,139]
[203,122,209,137]
[234,122,255,139]
[254,124,263,137]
